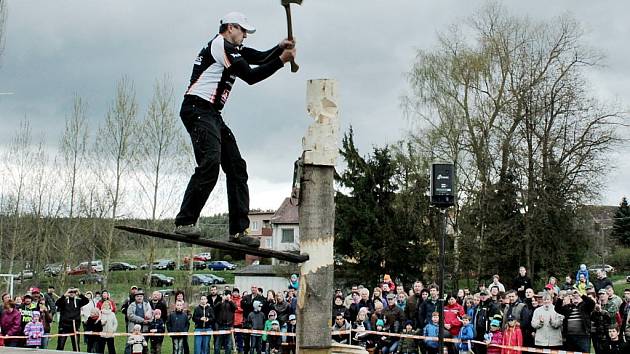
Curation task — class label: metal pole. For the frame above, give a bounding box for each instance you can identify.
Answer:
[438,208,447,354]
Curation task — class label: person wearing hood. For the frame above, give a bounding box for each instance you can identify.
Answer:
[246,300,265,354]
[241,285,266,354]
[84,307,103,353]
[81,291,97,331]
[56,287,89,351]
[149,308,166,354]
[100,300,118,354]
[289,274,299,290]
[576,264,590,285]
[262,310,277,353]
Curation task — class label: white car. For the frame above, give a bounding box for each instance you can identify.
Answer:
[78,260,104,272]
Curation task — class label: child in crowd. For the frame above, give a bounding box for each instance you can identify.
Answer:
[247,300,266,354]
[485,315,503,354]
[262,310,277,353]
[128,324,148,354]
[399,320,419,354]
[149,308,166,354]
[23,311,44,348]
[502,314,522,354]
[423,312,440,354]
[576,264,589,285]
[374,319,395,354]
[267,320,282,354]
[457,315,475,354]
[167,301,190,354]
[283,314,297,354]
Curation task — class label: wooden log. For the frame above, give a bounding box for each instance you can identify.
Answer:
[297,79,338,352]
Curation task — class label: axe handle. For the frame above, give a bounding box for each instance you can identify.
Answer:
[284,4,299,73]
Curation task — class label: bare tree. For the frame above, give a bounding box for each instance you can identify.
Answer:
[135,75,189,285]
[58,94,89,287]
[2,120,33,275]
[93,76,138,288]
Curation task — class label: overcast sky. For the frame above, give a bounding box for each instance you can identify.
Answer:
[0,0,628,216]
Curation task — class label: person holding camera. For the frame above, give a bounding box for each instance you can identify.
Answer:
[56,287,89,351]
[214,292,237,354]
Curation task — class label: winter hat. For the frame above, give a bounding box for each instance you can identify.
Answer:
[383,274,392,282]
[32,311,40,318]
[271,320,280,326]
[490,319,501,327]
[268,310,277,317]
[507,313,515,321]
[253,300,262,311]
[289,314,296,321]
[376,319,385,327]
[580,264,587,270]
[404,320,413,328]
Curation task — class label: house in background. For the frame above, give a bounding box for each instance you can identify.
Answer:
[270,197,300,265]
[246,211,274,265]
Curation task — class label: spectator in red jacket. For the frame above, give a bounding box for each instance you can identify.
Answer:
[1,300,22,347]
[96,290,117,313]
[232,288,245,354]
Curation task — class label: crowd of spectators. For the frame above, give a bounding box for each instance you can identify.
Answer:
[331,267,630,354]
[0,282,299,354]
[1,265,629,354]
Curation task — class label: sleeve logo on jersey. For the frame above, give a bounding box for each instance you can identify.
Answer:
[194,55,203,65]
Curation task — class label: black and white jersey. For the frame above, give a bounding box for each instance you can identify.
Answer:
[185,34,285,111]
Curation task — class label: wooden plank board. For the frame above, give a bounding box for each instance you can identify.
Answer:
[115,225,309,263]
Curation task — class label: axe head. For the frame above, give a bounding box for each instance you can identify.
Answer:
[281,0,303,6]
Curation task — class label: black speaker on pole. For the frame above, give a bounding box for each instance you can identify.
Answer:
[430,162,455,208]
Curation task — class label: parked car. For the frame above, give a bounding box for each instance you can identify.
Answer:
[206,261,237,271]
[203,273,226,284]
[68,264,95,276]
[79,274,104,285]
[149,273,174,287]
[15,269,34,281]
[191,274,213,286]
[109,262,138,271]
[180,261,207,270]
[193,252,212,262]
[141,260,176,271]
[43,263,64,277]
[588,264,615,274]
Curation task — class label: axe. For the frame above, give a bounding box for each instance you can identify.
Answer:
[281,0,302,72]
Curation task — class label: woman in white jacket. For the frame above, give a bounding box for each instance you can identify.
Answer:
[100,301,118,354]
[530,292,564,349]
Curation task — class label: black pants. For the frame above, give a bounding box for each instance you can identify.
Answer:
[176,95,250,235]
[57,326,80,351]
[102,337,117,354]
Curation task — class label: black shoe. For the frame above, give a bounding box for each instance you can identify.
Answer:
[174,224,201,239]
[229,232,260,248]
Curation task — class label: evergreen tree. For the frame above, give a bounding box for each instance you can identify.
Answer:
[612,197,630,246]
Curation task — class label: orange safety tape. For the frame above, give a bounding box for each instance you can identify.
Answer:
[470,340,589,354]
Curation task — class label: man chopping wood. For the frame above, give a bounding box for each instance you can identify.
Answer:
[174,11,296,247]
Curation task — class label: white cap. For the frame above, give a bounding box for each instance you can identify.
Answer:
[220,12,256,34]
